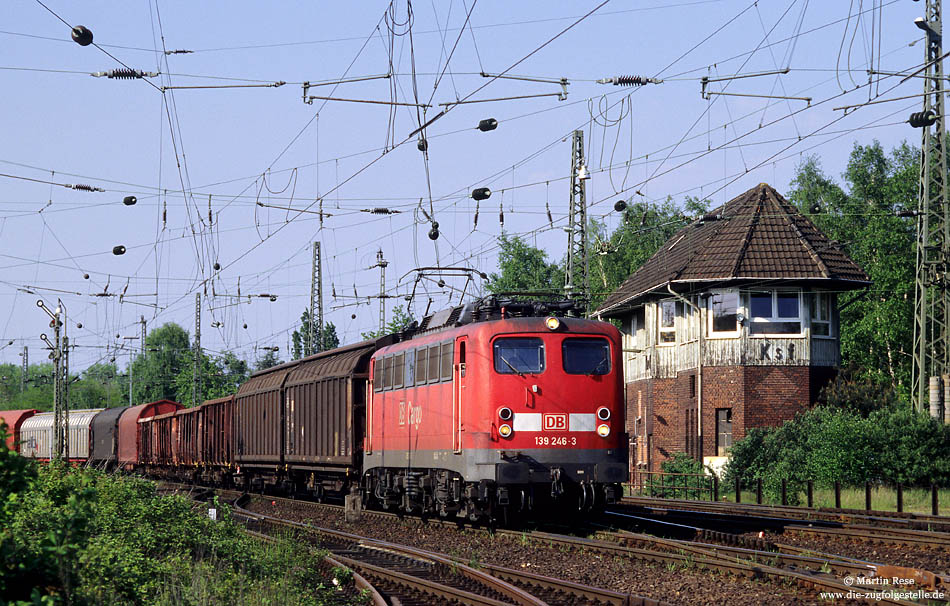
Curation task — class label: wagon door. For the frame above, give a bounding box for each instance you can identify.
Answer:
[453,336,468,453]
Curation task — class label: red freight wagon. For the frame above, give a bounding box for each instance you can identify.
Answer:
[200,395,233,468]
[140,410,178,467]
[115,400,182,469]
[0,409,37,452]
[175,406,201,467]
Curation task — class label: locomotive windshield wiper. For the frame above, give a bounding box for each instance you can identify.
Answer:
[588,357,608,376]
[498,354,524,377]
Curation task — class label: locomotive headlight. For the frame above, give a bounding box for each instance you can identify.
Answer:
[596,406,611,421]
[499,424,513,438]
[544,316,560,331]
[498,407,513,421]
[596,423,611,438]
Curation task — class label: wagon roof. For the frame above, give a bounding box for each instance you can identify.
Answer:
[596,183,870,317]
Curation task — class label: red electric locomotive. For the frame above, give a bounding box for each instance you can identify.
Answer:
[363,298,627,521]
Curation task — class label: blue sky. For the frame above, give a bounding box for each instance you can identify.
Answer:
[0,0,930,371]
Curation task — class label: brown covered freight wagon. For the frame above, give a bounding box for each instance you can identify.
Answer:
[234,338,385,495]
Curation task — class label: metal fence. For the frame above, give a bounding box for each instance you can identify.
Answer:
[628,471,946,515]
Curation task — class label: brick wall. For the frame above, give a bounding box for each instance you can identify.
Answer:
[630,364,837,472]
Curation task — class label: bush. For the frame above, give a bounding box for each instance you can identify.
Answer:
[724,405,950,504]
[0,431,354,605]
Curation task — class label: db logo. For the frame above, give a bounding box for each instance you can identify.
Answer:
[542,413,567,431]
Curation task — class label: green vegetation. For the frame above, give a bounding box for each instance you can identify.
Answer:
[0,426,355,606]
[724,404,950,505]
[361,305,414,340]
[291,310,340,360]
[0,322,251,412]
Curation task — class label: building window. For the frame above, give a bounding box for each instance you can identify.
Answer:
[708,290,739,334]
[658,300,678,344]
[747,290,801,335]
[631,306,645,348]
[716,408,732,456]
[809,292,833,337]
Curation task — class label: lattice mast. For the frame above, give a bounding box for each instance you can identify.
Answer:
[308,242,324,355]
[913,0,950,413]
[564,130,589,304]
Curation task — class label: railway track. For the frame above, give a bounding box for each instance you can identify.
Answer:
[167,484,929,604]
[230,495,649,606]
[611,500,950,552]
[621,495,950,532]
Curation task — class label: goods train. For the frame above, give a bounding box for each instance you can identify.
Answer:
[0,297,628,522]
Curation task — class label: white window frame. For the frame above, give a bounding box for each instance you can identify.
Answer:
[706,289,740,338]
[746,289,803,337]
[809,292,834,338]
[657,299,678,346]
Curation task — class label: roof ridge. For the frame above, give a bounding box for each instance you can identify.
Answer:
[770,188,831,278]
[729,187,763,277]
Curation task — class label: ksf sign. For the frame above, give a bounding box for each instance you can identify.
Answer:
[542,413,567,431]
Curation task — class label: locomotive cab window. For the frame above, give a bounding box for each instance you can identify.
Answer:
[493,337,544,374]
[562,338,611,375]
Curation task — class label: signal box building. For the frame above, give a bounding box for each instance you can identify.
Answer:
[595,183,869,475]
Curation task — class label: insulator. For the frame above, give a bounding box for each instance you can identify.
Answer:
[499,203,504,227]
[83,273,89,279]
[112,245,126,255]
[810,203,821,214]
[896,209,919,217]
[366,207,399,215]
[601,75,654,87]
[477,118,498,132]
[546,202,553,225]
[72,183,101,192]
[472,187,491,201]
[123,196,137,206]
[71,25,93,47]
[614,199,627,212]
[107,68,148,79]
[213,262,221,271]
[417,137,428,152]
[909,110,937,128]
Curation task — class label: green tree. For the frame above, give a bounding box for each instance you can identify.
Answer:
[590,196,705,310]
[173,351,249,406]
[254,348,282,371]
[487,233,563,295]
[787,142,916,396]
[70,362,125,409]
[291,310,340,359]
[129,323,192,404]
[361,305,414,340]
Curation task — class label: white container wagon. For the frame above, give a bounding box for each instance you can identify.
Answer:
[19,409,105,461]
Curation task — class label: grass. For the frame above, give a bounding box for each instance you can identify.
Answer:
[628,483,950,514]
